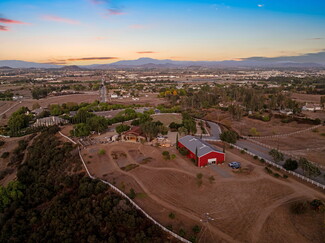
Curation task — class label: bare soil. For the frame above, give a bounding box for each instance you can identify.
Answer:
[84,141,325,243]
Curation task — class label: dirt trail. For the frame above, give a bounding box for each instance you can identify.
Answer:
[82,141,325,243]
[92,144,240,243]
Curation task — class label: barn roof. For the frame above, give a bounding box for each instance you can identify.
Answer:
[178,135,224,157]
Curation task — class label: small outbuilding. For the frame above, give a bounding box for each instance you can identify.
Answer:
[178,135,225,167]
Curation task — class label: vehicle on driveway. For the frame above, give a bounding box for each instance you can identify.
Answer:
[228,162,241,169]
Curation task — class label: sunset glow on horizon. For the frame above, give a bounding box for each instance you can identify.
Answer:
[1,0,325,65]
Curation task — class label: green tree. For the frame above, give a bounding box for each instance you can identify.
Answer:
[71,123,91,137]
[87,116,108,133]
[115,124,130,134]
[269,149,284,163]
[299,158,321,177]
[283,159,298,171]
[220,130,238,144]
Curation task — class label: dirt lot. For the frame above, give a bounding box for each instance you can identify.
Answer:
[205,109,315,137]
[152,113,182,126]
[291,93,322,103]
[110,93,167,106]
[83,141,325,243]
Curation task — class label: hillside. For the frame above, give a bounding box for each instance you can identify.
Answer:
[0,127,173,242]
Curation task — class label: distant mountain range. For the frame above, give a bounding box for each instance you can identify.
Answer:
[1,53,325,69]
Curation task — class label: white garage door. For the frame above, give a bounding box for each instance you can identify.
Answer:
[208,158,217,164]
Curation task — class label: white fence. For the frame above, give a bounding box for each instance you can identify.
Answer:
[243,124,322,140]
[62,132,191,243]
[245,138,325,170]
[229,143,325,190]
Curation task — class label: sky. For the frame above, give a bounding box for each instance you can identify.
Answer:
[0,0,325,65]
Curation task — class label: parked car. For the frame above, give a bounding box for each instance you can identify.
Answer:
[228,162,241,169]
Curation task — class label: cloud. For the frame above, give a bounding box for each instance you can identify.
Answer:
[0,17,28,24]
[136,51,158,54]
[307,37,324,40]
[42,15,80,24]
[129,24,145,29]
[107,8,126,15]
[257,4,264,7]
[59,57,119,61]
[242,50,325,64]
[0,25,9,31]
[42,61,67,65]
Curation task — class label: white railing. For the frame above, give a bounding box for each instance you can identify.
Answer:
[245,138,325,170]
[228,143,325,190]
[60,132,191,243]
[243,124,322,139]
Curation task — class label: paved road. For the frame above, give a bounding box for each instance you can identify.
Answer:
[236,138,325,185]
[197,120,222,141]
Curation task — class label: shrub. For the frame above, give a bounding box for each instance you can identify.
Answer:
[283,159,298,171]
[0,140,5,147]
[265,167,273,174]
[273,173,280,178]
[192,225,201,234]
[98,149,106,155]
[178,147,189,156]
[240,150,245,154]
[253,155,258,160]
[196,173,203,179]
[1,152,10,159]
[290,201,307,215]
[168,212,175,219]
[129,188,136,199]
[220,130,238,144]
[283,174,288,179]
[179,228,186,237]
[208,176,215,183]
[170,154,176,160]
[260,158,265,163]
[310,199,324,211]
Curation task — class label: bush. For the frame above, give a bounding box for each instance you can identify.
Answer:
[192,225,201,234]
[98,149,106,155]
[273,173,280,178]
[310,199,324,211]
[168,212,175,219]
[1,152,10,159]
[283,174,288,179]
[220,130,238,144]
[260,158,265,163]
[162,151,170,160]
[265,167,273,174]
[178,147,189,156]
[129,188,136,199]
[196,173,203,179]
[240,150,245,154]
[290,201,308,215]
[283,159,298,171]
[0,140,5,147]
[253,155,258,160]
[208,176,215,183]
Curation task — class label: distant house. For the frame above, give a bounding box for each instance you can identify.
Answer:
[121,126,146,143]
[178,135,225,167]
[32,107,48,116]
[33,116,68,127]
[111,94,118,99]
[302,103,322,112]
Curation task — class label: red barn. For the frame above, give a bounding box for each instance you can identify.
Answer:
[178,135,225,167]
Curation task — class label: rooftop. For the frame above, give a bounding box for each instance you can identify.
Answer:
[178,135,224,157]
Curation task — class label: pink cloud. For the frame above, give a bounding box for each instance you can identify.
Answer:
[42,15,80,25]
[0,18,28,24]
[137,51,158,54]
[129,24,145,29]
[107,8,126,15]
[0,25,9,31]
